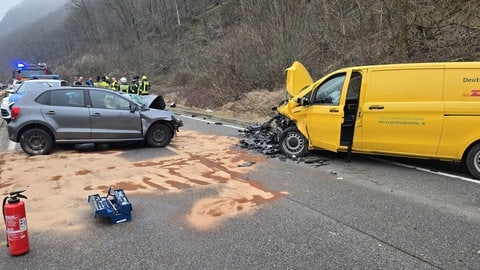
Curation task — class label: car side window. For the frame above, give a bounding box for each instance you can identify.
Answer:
[90,90,130,110]
[49,89,85,107]
[312,73,346,105]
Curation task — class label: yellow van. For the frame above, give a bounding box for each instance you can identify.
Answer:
[277,61,480,178]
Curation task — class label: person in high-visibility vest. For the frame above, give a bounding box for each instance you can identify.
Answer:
[98,76,110,89]
[139,75,150,95]
[118,77,130,93]
[130,75,140,95]
[110,77,119,90]
[93,76,101,87]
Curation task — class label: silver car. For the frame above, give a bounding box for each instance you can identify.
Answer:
[7,87,183,155]
[1,79,70,122]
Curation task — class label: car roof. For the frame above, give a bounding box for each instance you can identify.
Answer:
[21,79,67,84]
[15,86,136,104]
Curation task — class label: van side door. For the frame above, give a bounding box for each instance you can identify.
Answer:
[359,67,445,157]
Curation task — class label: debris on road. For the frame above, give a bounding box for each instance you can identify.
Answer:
[238,161,256,167]
[238,122,279,155]
[238,113,331,167]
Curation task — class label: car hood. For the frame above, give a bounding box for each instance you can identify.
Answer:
[285,61,313,96]
[141,95,166,110]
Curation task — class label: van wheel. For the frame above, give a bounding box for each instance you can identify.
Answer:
[466,144,480,179]
[279,126,309,157]
[146,123,173,147]
[20,128,54,155]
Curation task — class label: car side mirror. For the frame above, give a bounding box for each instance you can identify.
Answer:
[129,104,137,112]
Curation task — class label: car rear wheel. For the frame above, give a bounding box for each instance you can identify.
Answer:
[20,128,54,155]
[279,126,309,157]
[466,143,480,179]
[146,123,173,147]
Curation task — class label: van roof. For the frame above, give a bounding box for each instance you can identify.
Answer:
[349,62,480,71]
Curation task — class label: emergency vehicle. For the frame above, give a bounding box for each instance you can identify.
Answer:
[11,62,52,85]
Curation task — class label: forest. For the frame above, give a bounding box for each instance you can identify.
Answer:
[0,0,479,109]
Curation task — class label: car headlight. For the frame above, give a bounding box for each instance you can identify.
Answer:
[172,116,184,127]
[1,97,10,106]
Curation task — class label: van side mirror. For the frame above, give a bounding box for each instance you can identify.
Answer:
[296,97,310,106]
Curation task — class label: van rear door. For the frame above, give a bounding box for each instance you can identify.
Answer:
[359,66,445,157]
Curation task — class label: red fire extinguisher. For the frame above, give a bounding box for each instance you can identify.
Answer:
[2,190,29,256]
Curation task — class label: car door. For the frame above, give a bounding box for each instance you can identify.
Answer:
[88,89,142,139]
[40,88,91,140]
[302,72,348,152]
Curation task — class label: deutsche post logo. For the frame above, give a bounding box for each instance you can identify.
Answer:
[464,90,480,96]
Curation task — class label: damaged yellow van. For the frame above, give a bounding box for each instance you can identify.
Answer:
[277,61,480,178]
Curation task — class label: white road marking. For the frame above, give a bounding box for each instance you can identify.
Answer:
[179,114,244,130]
[367,156,480,184]
[8,140,16,151]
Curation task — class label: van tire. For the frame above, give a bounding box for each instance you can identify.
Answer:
[466,144,480,179]
[20,128,54,155]
[279,126,309,157]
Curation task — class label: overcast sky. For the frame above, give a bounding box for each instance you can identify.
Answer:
[0,0,22,21]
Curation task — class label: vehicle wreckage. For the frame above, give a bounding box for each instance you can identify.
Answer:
[242,60,480,179]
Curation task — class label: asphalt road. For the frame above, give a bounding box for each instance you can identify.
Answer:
[1,114,480,269]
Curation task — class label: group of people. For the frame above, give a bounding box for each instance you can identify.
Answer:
[72,75,150,95]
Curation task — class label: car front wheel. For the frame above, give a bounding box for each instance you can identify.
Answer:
[146,123,173,147]
[20,128,54,155]
[466,143,480,179]
[279,126,309,157]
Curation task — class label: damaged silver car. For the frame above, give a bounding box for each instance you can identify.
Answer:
[7,87,183,155]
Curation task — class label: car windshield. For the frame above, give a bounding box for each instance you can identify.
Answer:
[16,81,59,94]
[122,93,146,106]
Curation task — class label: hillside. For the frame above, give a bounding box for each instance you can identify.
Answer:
[0,0,67,37]
[0,0,479,114]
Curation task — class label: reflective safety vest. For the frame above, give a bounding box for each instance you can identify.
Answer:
[111,81,119,90]
[98,81,110,89]
[130,82,140,95]
[119,84,129,93]
[140,80,150,95]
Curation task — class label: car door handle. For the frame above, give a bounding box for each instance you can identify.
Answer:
[368,105,384,110]
[45,111,56,115]
[92,113,102,118]
[329,108,339,113]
